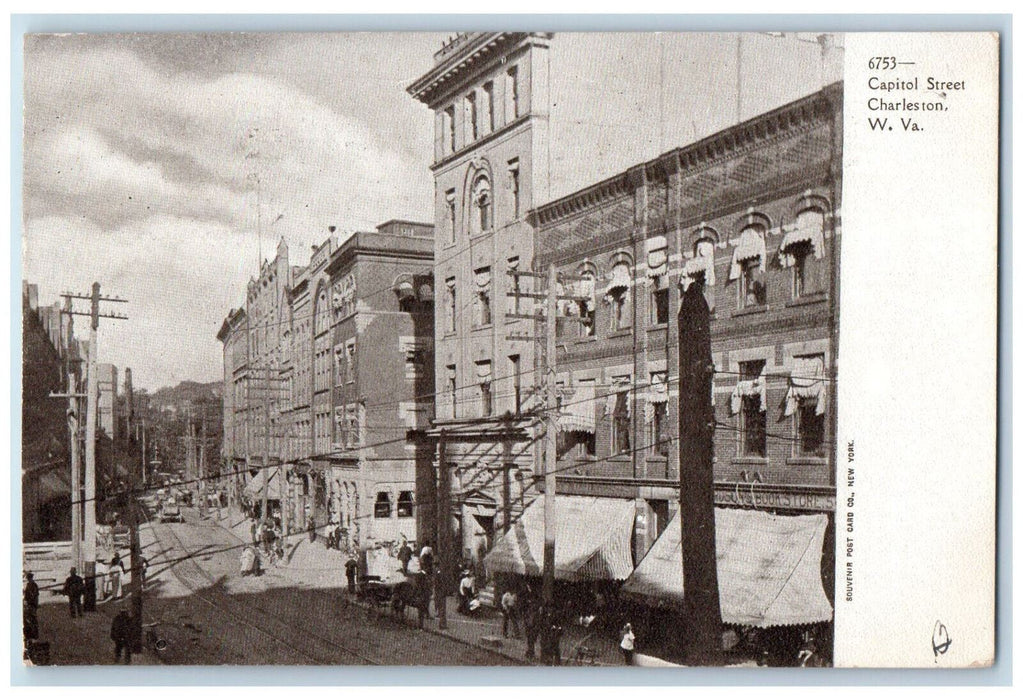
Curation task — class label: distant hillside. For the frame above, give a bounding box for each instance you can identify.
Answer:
[150,380,223,409]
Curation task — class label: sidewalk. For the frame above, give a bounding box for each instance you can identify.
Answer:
[214,507,676,667]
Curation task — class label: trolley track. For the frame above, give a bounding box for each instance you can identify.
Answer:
[151,518,379,665]
[149,515,518,666]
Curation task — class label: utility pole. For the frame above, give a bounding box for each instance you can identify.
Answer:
[541,263,558,610]
[50,362,85,572]
[436,430,448,630]
[261,366,271,521]
[61,283,128,612]
[124,367,143,653]
[677,279,722,665]
[506,264,589,664]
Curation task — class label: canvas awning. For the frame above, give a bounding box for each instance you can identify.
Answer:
[604,263,632,297]
[779,210,825,267]
[558,384,596,433]
[243,468,283,500]
[483,495,635,581]
[729,228,767,280]
[622,508,833,627]
[784,355,827,416]
[393,274,415,300]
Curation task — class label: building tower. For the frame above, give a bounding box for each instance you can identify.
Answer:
[408,33,553,566]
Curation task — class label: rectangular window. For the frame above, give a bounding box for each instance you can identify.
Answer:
[445,189,456,245]
[481,378,493,416]
[446,365,458,419]
[649,372,670,457]
[610,288,630,332]
[509,354,522,414]
[374,492,392,519]
[482,81,495,134]
[507,257,521,315]
[790,241,819,299]
[651,279,670,326]
[795,400,827,457]
[474,267,492,327]
[397,491,414,518]
[506,65,519,120]
[344,340,356,383]
[465,91,478,142]
[611,378,632,455]
[445,277,457,333]
[443,105,456,153]
[508,159,520,219]
[739,259,766,309]
[738,360,767,457]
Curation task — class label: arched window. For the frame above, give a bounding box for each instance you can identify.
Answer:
[472,176,493,233]
[315,285,330,335]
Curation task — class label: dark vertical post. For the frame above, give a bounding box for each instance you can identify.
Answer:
[677,280,722,665]
[436,430,449,630]
[542,264,558,611]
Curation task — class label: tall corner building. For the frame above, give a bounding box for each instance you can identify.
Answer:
[408,33,554,562]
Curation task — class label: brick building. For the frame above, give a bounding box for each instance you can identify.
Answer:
[408,32,842,580]
[520,83,842,650]
[219,222,435,550]
[22,283,81,541]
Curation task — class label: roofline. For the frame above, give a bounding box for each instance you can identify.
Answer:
[529,81,843,228]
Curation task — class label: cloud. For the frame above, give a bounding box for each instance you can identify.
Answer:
[22,34,437,390]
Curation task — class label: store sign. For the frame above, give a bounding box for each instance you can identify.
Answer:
[715,487,835,512]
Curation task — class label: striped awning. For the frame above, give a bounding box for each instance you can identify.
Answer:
[558,384,596,433]
[483,495,635,581]
[622,508,833,627]
[779,210,826,267]
[243,468,283,500]
[729,228,767,280]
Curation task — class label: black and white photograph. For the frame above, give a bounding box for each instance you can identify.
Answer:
[17,27,999,673]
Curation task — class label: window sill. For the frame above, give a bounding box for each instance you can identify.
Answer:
[733,305,769,318]
[572,336,597,345]
[786,293,828,309]
[732,456,768,465]
[647,323,668,332]
[646,455,668,462]
[787,456,828,465]
[608,454,632,462]
[608,329,632,340]
[472,323,494,332]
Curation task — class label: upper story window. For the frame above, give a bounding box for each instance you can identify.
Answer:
[648,371,670,457]
[464,91,478,142]
[732,359,767,458]
[505,65,519,120]
[474,267,492,327]
[730,226,767,309]
[482,81,495,134]
[651,274,670,326]
[443,105,456,153]
[476,360,493,416]
[446,364,457,419]
[780,209,826,299]
[445,277,457,333]
[445,189,457,244]
[605,262,633,332]
[472,176,493,233]
[507,257,521,315]
[508,159,521,220]
[608,377,632,454]
[785,353,827,458]
[344,339,356,384]
[509,354,522,414]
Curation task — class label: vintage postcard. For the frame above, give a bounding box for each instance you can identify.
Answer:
[18,28,999,672]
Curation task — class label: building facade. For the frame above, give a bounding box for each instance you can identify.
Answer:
[529,83,841,646]
[408,33,555,564]
[219,222,436,550]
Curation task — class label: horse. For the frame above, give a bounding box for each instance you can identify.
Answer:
[391,573,432,629]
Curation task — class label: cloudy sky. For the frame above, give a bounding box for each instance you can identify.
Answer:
[22,31,841,393]
[23,32,443,391]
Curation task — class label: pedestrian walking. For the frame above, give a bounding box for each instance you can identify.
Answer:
[345,555,358,594]
[500,588,520,638]
[61,567,85,618]
[110,607,133,664]
[308,516,317,543]
[24,572,40,612]
[619,622,636,666]
[398,539,413,574]
[250,517,259,546]
[108,552,125,599]
[457,570,476,614]
[24,573,40,643]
